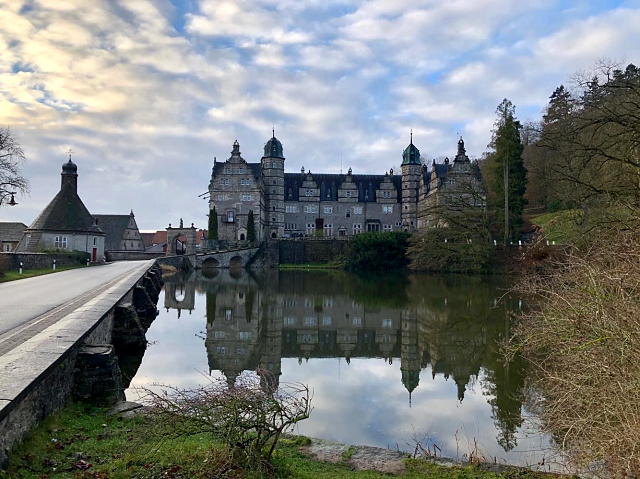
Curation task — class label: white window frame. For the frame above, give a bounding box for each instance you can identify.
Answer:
[353,206,363,214]
[324,206,333,214]
[383,205,393,214]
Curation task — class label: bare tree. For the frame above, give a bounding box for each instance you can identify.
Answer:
[0,127,29,206]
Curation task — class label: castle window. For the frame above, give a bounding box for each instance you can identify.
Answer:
[305,190,313,196]
[217,194,225,201]
[93,237,97,246]
[272,189,276,194]
[224,309,232,321]
[304,317,315,326]
[239,332,250,340]
[352,316,362,326]
[286,205,297,213]
[383,205,393,214]
[225,168,231,174]
[272,206,276,211]
[288,188,293,198]
[227,211,234,222]
[237,348,246,355]
[272,161,276,168]
[324,206,333,214]
[322,317,332,326]
[304,205,317,214]
[239,167,244,174]
[383,224,392,231]
[382,318,392,328]
[346,191,351,197]
[353,206,362,214]
[353,223,362,233]
[284,317,296,326]
[242,194,252,201]
[216,346,226,355]
[346,210,350,218]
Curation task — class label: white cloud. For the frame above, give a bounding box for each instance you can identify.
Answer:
[0,0,638,228]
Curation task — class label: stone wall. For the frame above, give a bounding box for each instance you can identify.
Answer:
[0,252,89,272]
[105,251,165,262]
[277,239,348,265]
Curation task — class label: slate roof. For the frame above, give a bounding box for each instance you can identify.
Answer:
[26,182,103,234]
[0,222,28,242]
[284,173,403,202]
[93,215,132,251]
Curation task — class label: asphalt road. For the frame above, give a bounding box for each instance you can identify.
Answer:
[0,261,148,337]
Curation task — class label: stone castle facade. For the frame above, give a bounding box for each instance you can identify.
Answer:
[208,133,483,242]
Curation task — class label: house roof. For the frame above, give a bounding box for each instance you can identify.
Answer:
[139,232,156,248]
[93,214,133,251]
[26,181,103,234]
[0,222,28,242]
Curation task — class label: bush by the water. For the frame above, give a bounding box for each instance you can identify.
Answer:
[407,228,494,273]
[140,369,311,470]
[509,230,640,476]
[342,231,410,271]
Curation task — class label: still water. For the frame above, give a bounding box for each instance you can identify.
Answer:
[126,269,554,468]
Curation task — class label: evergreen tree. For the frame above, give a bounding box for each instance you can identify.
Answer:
[247,210,255,242]
[208,207,218,240]
[489,99,527,245]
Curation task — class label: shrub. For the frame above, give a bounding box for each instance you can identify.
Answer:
[139,369,312,469]
[407,228,494,273]
[509,230,640,476]
[342,231,410,271]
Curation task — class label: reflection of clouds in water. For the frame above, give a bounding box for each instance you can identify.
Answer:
[127,275,555,468]
[282,358,548,465]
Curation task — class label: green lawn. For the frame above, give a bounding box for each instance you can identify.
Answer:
[0,264,88,283]
[0,403,570,479]
[529,210,582,244]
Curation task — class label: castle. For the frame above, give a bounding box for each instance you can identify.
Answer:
[208,133,483,241]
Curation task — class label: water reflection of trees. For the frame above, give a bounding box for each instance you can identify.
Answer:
[162,269,525,452]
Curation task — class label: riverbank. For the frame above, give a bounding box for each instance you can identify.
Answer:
[1,402,570,479]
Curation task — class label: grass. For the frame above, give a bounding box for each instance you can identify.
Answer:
[0,264,88,283]
[528,210,581,244]
[0,402,566,479]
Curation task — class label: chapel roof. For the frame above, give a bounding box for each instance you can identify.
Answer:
[93,213,135,251]
[27,181,103,234]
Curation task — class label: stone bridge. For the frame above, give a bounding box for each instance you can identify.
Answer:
[158,246,261,270]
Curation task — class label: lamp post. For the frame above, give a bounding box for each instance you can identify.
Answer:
[1,192,18,207]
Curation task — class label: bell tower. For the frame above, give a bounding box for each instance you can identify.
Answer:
[261,130,285,239]
[401,132,421,232]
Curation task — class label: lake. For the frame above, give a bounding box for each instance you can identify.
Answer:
[125,268,556,469]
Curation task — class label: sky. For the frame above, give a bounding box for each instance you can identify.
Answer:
[1,0,639,230]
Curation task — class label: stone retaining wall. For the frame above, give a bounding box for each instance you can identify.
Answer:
[105,251,165,262]
[0,261,162,469]
[277,239,348,265]
[0,252,88,272]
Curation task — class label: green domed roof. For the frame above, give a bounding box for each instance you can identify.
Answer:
[402,138,421,165]
[264,133,284,158]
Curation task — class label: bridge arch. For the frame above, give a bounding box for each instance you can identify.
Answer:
[202,257,220,269]
[229,255,244,268]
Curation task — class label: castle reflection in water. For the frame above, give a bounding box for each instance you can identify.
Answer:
[163,269,523,422]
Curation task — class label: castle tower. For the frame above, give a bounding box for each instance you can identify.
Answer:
[261,130,285,239]
[401,133,421,232]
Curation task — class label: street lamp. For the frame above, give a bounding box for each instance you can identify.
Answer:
[1,192,18,207]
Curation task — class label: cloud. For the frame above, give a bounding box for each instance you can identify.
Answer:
[0,0,638,229]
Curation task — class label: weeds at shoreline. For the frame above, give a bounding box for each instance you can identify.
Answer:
[509,230,640,477]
